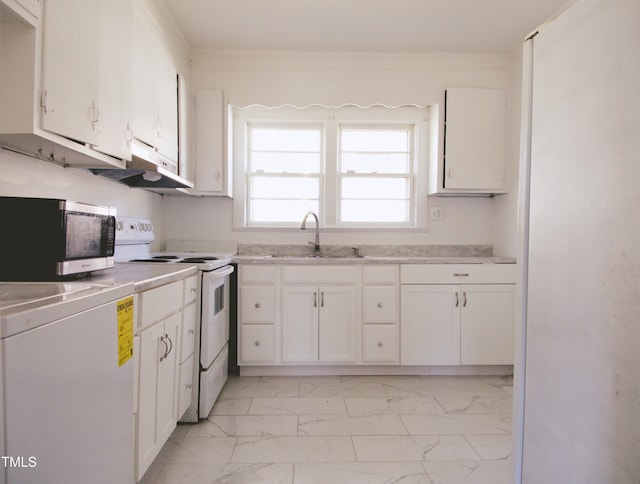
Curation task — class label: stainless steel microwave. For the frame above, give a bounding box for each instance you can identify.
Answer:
[0,197,116,280]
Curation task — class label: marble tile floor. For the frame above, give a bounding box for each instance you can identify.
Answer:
[142,374,513,484]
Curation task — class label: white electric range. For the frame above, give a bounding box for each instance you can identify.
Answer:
[115,217,235,422]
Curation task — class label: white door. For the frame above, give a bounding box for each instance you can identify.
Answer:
[444,87,506,190]
[41,0,100,145]
[400,284,460,365]
[94,0,132,161]
[318,286,357,362]
[460,284,514,365]
[281,286,318,362]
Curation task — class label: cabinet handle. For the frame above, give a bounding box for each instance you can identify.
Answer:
[40,90,55,114]
[455,292,459,308]
[165,333,173,357]
[186,384,192,390]
[188,329,195,335]
[377,302,383,308]
[159,335,168,362]
[254,340,261,347]
[314,292,317,308]
[377,341,384,347]
[463,291,467,307]
[125,122,133,145]
[89,100,99,131]
[453,273,469,277]
[255,302,261,308]
[321,292,324,308]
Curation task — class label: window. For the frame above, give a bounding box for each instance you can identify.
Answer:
[339,125,413,225]
[232,104,430,230]
[247,123,322,224]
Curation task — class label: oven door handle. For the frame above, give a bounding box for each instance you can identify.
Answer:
[206,265,235,279]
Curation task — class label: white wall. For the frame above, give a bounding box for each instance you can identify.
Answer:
[0,148,165,248]
[162,51,517,249]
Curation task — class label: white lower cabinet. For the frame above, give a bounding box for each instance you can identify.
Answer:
[136,311,179,478]
[236,262,514,370]
[282,285,357,363]
[400,264,516,366]
[240,324,276,363]
[134,276,195,481]
[460,284,514,365]
[362,265,399,364]
[238,266,278,365]
[363,324,398,363]
[401,285,461,365]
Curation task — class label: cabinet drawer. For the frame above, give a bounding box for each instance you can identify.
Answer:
[362,265,398,284]
[177,355,194,420]
[183,275,199,305]
[139,280,183,330]
[240,265,278,283]
[363,286,397,323]
[240,286,275,323]
[180,302,197,363]
[363,325,398,363]
[282,265,357,284]
[400,264,516,284]
[239,325,276,364]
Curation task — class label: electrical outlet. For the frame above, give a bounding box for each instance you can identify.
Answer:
[429,206,445,221]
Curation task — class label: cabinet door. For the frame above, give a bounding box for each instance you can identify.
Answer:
[444,87,506,191]
[180,302,197,363]
[94,0,132,161]
[136,321,163,478]
[41,0,100,145]
[156,312,180,448]
[363,324,398,363]
[239,324,276,364]
[460,284,514,365]
[131,1,178,163]
[401,285,461,365]
[195,89,225,193]
[131,1,156,148]
[318,286,357,363]
[363,286,397,323]
[281,286,318,362]
[176,354,194,420]
[240,285,275,323]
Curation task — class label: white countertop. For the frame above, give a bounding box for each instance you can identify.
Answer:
[88,263,199,292]
[233,255,516,265]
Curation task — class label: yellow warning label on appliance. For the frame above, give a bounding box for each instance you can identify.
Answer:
[117,296,134,367]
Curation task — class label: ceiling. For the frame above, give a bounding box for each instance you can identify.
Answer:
[160,0,572,54]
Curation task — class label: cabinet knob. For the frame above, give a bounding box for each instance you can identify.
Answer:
[377,302,383,308]
[188,329,195,335]
[255,340,261,347]
[255,302,261,308]
[377,341,384,347]
[186,384,192,390]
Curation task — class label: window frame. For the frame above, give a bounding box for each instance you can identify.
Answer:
[231,104,430,231]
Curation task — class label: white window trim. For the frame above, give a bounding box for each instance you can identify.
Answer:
[231,104,431,231]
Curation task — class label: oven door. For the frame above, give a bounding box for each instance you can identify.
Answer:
[200,265,234,369]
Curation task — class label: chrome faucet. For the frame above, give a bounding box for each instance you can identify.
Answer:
[300,211,321,255]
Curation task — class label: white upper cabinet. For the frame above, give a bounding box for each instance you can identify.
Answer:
[94,0,133,161]
[192,89,232,196]
[132,1,179,165]
[41,0,101,146]
[0,0,131,167]
[430,87,507,195]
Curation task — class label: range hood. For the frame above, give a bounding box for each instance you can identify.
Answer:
[90,140,193,190]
